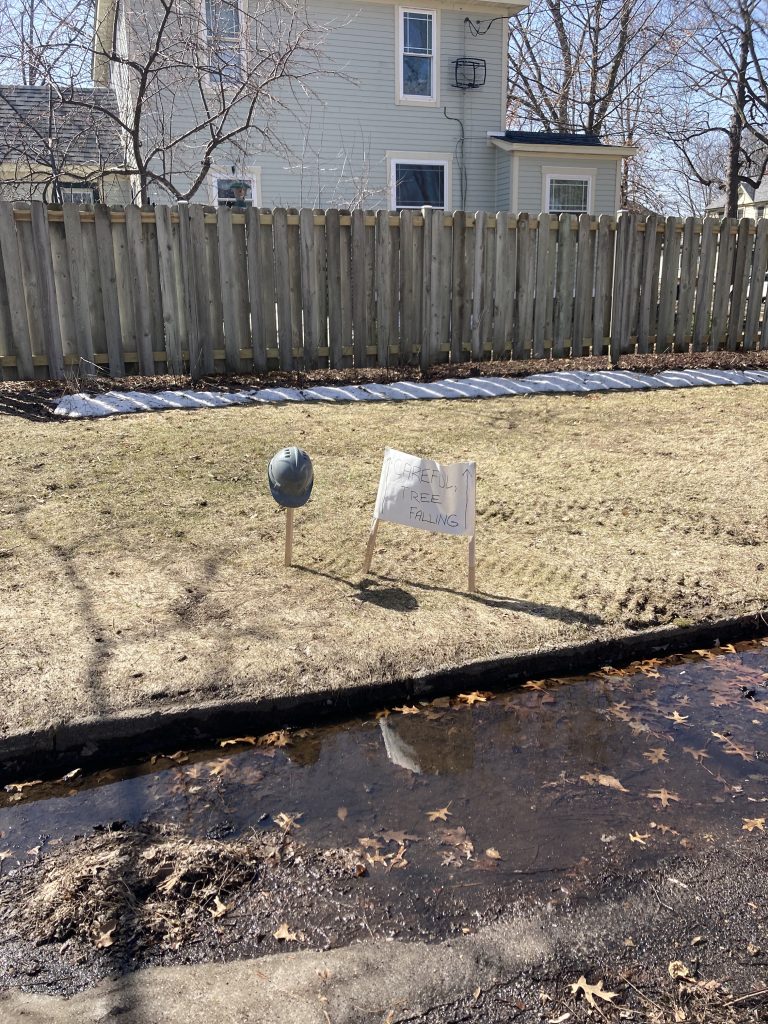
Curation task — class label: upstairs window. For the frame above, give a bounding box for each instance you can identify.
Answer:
[206,0,244,85]
[547,176,590,214]
[399,9,436,102]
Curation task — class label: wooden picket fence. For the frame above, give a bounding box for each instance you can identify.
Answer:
[1,201,767,382]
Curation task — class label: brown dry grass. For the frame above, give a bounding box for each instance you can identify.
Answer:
[1,387,768,738]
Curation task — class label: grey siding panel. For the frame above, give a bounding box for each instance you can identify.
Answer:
[516,155,620,215]
[143,1,506,210]
[495,149,510,210]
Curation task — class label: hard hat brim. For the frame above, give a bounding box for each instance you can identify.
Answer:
[268,481,313,508]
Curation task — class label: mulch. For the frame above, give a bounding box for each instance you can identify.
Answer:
[4,350,768,420]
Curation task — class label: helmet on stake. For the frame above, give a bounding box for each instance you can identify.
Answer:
[267,447,314,508]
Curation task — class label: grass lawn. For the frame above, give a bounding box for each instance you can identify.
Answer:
[1,386,768,739]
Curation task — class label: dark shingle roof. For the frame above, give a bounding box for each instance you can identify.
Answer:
[503,130,604,146]
[0,85,123,167]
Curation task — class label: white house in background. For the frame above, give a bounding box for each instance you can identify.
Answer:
[92,0,634,213]
[706,181,768,219]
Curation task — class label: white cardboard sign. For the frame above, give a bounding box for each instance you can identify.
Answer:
[372,448,476,537]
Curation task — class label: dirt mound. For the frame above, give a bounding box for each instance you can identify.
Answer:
[5,822,362,954]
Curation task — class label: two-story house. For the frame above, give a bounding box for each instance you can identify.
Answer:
[92,0,633,214]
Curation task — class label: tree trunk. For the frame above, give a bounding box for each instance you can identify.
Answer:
[726,10,751,218]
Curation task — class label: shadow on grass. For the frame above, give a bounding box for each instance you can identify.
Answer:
[293,564,602,627]
[375,573,604,626]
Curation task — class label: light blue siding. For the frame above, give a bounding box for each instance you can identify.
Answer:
[118,0,508,209]
[514,154,619,215]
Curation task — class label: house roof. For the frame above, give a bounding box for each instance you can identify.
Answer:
[503,130,604,146]
[706,179,768,211]
[0,85,123,169]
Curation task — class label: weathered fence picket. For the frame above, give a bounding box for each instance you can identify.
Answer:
[3,201,768,381]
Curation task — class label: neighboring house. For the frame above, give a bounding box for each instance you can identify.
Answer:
[0,85,130,203]
[706,181,768,219]
[92,0,634,213]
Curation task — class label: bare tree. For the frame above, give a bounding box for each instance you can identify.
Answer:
[52,0,330,204]
[664,0,768,216]
[0,0,93,85]
[508,0,682,209]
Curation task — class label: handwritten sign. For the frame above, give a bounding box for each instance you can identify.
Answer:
[372,448,476,536]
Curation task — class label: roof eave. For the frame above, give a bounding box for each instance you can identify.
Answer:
[489,136,637,158]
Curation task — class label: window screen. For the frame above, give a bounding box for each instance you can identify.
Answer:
[395,162,445,208]
[206,0,243,85]
[216,178,254,207]
[402,11,433,97]
[548,178,589,214]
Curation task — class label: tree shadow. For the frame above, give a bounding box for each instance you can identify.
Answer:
[0,389,57,421]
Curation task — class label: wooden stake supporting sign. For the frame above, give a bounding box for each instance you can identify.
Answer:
[284,507,294,567]
[364,448,477,592]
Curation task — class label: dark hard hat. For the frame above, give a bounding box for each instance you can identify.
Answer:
[267,447,314,508]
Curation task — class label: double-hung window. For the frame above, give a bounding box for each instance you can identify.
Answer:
[206,0,244,86]
[59,183,99,204]
[399,9,436,102]
[546,174,591,214]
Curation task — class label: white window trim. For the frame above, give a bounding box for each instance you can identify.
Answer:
[209,166,262,207]
[202,0,248,90]
[387,152,452,211]
[396,7,439,107]
[542,167,596,215]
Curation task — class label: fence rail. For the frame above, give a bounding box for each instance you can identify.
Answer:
[0,201,766,382]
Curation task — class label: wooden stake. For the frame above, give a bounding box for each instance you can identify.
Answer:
[467,534,476,593]
[284,507,294,567]
[362,518,380,574]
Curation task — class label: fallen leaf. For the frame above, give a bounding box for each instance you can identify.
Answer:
[379,830,419,844]
[59,768,82,782]
[365,851,388,867]
[393,705,420,715]
[650,820,679,835]
[426,805,452,822]
[647,789,681,808]
[665,711,689,724]
[629,832,650,845]
[580,773,629,793]
[547,1014,571,1024]
[742,817,765,833]
[273,922,299,941]
[569,976,618,1008]
[209,896,230,920]
[440,850,462,867]
[220,737,256,748]
[643,747,669,765]
[4,780,42,793]
[624,937,636,947]
[747,942,761,956]
[485,847,502,860]
[458,692,489,705]
[273,811,302,830]
[358,837,382,849]
[682,747,710,763]
[260,730,292,748]
[337,806,348,821]
[668,960,691,980]
[94,924,117,949]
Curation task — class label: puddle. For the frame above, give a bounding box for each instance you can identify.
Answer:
[2,640,767,893]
